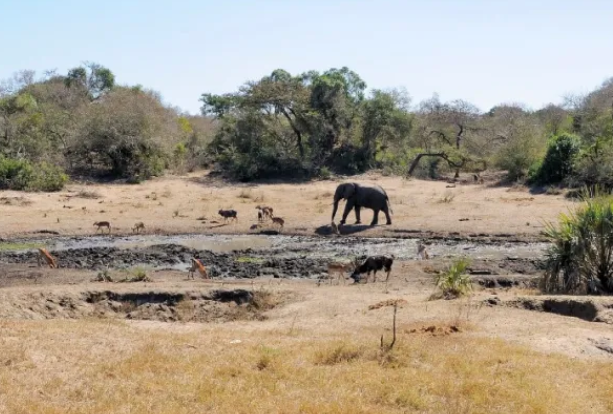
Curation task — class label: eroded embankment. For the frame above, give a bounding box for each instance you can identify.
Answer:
[0,288,290,322]
[484,295,613,325]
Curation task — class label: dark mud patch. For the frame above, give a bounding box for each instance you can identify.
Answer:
[484,296,613,324]
[0,288,292,323]
[388,229,549,244]
[0,244,332,279]
[423,257,545,279]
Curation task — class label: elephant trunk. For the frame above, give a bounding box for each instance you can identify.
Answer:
[331,199,340,221]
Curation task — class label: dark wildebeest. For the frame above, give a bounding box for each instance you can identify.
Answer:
[218,209,238,222]
[350,255,394,283]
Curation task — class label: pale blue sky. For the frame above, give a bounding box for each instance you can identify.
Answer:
[2,0,612,114]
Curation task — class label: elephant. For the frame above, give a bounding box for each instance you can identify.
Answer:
[331,182,393,226]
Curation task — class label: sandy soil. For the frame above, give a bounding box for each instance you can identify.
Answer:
[0,170,575,240]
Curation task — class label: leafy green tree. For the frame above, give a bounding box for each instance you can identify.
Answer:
[65,62,115,100]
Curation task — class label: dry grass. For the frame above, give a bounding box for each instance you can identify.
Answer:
[74,189,102,199]
[0,318,611,413]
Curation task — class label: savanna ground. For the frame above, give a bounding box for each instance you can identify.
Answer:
[0,170,572,239]
[1,171,613,413]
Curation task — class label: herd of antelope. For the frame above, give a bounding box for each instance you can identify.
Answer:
[35,202,432,286]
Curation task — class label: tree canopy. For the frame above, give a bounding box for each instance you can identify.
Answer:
[2,62,613,190]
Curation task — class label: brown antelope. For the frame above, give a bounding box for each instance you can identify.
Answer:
[188,258,209,279]
[37,247,57,268]
[249,223,261,231]
[132,222,145,233]
[417,243,429,260]
[271,216,284,230]
[256,205,274,220]
[325,260,356,285]
[94,221,111,233]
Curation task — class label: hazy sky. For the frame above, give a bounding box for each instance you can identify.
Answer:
[2,0,612,114]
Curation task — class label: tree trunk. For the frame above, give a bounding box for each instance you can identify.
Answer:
[280,108,304,159]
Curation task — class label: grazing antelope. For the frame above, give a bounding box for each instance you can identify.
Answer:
[94,221,111,233]
[256,205,274,220]
[417,242,430,260]
[271,216,284,229]
[249,223,261,231]
[188,258,209,279]
[37,247,57,268]
[351,255,395,283]
[325,260,356,285]
[132,222,145,233]
[218,209,238,222]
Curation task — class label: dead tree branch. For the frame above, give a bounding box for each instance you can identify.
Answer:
[380,303,398,352]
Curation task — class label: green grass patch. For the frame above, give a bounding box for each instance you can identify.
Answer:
[235,257,265,264]
[0,242,44,252]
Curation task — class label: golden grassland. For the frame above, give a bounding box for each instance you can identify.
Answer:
[0,275,612,414]
[1,316,612,414]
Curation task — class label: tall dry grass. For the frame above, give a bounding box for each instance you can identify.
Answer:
[0,319,611,413]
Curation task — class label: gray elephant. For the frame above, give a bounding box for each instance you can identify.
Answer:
[331,182,393,226]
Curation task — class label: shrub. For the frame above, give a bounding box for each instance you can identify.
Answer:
[542,189,613,294]
[531,133,580,185]
[493,131,544,181]
[433,257,472,299]
[29,162,69,191]
[0,157,68,192]
[570,140,613,190]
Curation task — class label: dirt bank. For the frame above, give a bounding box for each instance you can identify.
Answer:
[0,286,291,322]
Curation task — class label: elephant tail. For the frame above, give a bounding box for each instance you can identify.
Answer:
[386,195,394,215]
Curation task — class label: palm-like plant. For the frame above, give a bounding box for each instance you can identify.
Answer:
[543,188,613,294]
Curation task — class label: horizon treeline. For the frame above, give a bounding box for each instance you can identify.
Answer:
[2,62,612,190]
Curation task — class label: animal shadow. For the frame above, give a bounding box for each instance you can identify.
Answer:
[314,224,371,236]
[206,223,229,229]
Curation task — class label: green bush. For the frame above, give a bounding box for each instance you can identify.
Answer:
[531,133,580,185]
[433,257,473,299]
[493,131,544,181]
[0,157,67,192]
[570,140,613,190]
[107,142,166,180]
[543,189,613,294]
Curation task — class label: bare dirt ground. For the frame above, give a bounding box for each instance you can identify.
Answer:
[2,171,612,413]
[0,170,574,240]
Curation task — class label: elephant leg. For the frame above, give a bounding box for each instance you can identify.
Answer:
[340,200,355,225]
[370,209,380,226]
[383,206,392,225]
[354,206,361,224]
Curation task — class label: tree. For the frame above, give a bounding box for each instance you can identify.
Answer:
[65,62,115,100]
[409,95,482,178]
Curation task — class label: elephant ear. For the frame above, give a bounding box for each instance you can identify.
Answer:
[344,183,357,198]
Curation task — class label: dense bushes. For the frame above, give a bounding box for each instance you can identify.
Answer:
[0,156,68,191]
[0,65,215,187]
[5,63,613,187]
[529,133,580,185]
